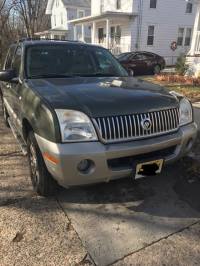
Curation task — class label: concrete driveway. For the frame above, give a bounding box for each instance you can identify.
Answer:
[0,104,200,265]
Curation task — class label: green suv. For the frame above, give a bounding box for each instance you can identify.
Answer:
[0,39,197,196]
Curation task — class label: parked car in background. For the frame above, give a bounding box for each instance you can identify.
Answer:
[117,52,166,76]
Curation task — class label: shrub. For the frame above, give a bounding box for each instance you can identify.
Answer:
[175,54,189,75]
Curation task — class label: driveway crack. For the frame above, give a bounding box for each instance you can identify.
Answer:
[108,220,200,266]
[56,196,96,266]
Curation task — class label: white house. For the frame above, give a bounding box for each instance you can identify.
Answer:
[186,0,200,76]
[35,0,91,42]
[69,0,197,65]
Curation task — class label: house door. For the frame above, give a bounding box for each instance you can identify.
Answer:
[110,26,121,45]
[110,26,121,53]
[110,26,115,46]
[98,28,104,44]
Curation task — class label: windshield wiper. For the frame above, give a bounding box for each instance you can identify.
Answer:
[76,73,117,77]
[30,74,80,79]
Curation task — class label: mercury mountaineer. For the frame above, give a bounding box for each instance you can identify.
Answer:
[0,39,197,196]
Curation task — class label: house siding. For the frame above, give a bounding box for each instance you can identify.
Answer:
[50,0,91,40]
[51,0,67,29]
[137,0,196,65]
[90,0,196,65]
[91,0,133,14]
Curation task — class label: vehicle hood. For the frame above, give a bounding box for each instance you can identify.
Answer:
[27,77,179,117]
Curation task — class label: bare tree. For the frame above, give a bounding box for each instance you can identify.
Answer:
[0,0,16,65]
[14,0,49,38]
[0,0,49,66]
[0,0,7,14]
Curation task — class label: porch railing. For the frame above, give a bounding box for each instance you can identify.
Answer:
[94,40,131,55]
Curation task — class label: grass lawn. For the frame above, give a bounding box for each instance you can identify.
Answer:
[140,76,200,103]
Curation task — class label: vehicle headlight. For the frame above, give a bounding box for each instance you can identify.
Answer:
[179,98,193,126]
[55,109,97,142]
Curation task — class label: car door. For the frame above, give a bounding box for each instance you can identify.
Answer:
[128,53,146,75]
[141,53,156,73]
[1,45,17,120]
[9,45,23,133]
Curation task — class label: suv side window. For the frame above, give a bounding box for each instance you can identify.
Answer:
[4,45,16,70]
[12,46,22,76]
[95,50,114,71]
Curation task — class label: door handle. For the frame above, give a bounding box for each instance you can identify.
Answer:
[19,96,22,101]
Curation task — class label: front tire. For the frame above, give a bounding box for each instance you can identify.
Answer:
[1,97,10,128]
[27,131,59,196]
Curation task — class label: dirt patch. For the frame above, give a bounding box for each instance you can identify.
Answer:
[0,197,90,266]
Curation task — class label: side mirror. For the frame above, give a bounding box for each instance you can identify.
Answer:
[0,69,17,82]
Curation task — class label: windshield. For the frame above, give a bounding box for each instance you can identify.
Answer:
[26,44,128,78]
[117,53,132,61]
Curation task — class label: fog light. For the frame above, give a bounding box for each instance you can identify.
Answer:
[77,159,92,173]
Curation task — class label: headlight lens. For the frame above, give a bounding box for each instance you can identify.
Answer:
[55,109,97,142]
[179,98,193,126]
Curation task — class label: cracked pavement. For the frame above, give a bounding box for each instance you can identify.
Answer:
[0,104,200,265]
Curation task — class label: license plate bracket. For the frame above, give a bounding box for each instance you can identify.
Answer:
[135,159,164,179]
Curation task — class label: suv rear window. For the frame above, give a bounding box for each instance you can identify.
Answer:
[26,44,128,78]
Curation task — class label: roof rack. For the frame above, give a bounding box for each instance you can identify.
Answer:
[16,38,83,43]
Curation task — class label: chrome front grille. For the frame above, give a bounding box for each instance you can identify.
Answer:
[94,108,180,143]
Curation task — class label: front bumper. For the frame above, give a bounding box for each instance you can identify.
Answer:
[35,122,197,188]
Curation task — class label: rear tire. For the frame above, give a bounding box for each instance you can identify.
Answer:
[153,64,161,75]
[27,131,59,197]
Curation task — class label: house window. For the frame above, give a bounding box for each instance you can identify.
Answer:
[147,25,155,45]
[150,0,157,9]
[78,10,85,18]
[185,28,192,46]
[56,0,59,7]
[116,0,121,10]
[186,2,193,13]
[177,27,185,46]
[54,15,56,27]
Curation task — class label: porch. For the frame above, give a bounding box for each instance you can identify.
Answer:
[69,11,136,55]
[194,31,200,54]
[186,5,200,77]
[34,26,68,40]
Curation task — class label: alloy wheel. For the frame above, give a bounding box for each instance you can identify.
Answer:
[29,143,40,187]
